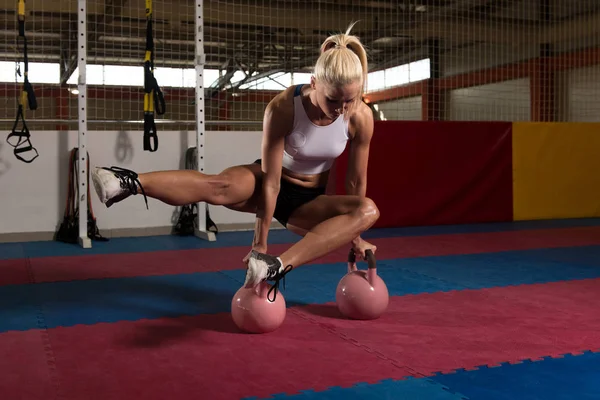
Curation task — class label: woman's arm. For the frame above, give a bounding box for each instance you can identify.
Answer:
[346,104,374,199]
[252,96,291,251]
[345,103,375,244]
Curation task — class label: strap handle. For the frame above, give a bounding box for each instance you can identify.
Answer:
[347,248,376,272]
[142,0,166,153]
[7,0,38,163]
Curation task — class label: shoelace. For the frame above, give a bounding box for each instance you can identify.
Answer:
[104,166,149,209]
[267,264,293,303]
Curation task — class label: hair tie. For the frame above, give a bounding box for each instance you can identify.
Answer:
[322,41,346,53]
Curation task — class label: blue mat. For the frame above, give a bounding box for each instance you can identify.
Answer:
[2,245,600,333]
[432,350,600,400]
[393,245,600,289]
[244,377,468,400]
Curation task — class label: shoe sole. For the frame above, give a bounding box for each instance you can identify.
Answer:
[91,168,108,205]
[244,258,268,288]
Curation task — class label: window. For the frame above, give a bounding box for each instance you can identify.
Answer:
[0,59,431,93]
[366,58,431,93]
[0,61,60,84]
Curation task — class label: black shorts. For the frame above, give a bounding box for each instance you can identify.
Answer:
[254,159,326,227]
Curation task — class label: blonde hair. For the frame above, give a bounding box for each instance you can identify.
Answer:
[313,22,368,94]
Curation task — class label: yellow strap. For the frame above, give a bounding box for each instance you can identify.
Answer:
[20,91,28,118]
[144,92,155,113]
[17,0,27,117]
[148,92,155,113]
[144,0,154,115]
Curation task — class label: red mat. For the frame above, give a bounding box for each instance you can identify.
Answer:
[0,330,58,400]
[19,245,349,286]
[0,258,31,285]
[3,277,599,399]
[9,226,600,286]
[294,278,600,376]
[33,311,413,400]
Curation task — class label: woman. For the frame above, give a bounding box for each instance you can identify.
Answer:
[91,23,380,300]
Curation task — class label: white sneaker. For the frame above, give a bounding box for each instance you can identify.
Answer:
[91,166,148,209]
[244,251,293,302]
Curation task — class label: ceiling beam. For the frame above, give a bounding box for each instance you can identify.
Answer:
[0,0,537,44]
[1,0,599,71]
[547,10,600,43]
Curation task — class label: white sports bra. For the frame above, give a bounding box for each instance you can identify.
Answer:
[281,85,350,175]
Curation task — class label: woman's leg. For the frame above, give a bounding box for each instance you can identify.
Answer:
[244,194,379,289]
[91,163,263,212]
[280,195,379,267]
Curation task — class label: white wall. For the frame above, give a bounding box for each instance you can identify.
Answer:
[442,43,539,77]
[440,41,534,122]
[448,78,531,121]
[0,130,263,235]
[567,65,600,122]
[376,96,423,121]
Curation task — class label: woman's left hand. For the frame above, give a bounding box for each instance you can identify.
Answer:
[351,237,377,260]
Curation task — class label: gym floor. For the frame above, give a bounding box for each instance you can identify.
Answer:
[2,218,600,399]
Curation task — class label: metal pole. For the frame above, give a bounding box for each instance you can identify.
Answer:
[194,0,216,242]
[77,0,91,249]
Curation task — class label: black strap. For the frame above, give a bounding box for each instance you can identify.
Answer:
[7,0,39,163]
[8,104,38,163]
[143,0,166,152]
[55,148,108,244]
[143,112,158,152]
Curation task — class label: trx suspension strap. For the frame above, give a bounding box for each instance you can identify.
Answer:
[143,0,166,152]
[55,148,108,244]
[7,0,39,163]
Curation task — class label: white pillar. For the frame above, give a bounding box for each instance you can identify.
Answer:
[194,0,216,242]
[77,0,91,248]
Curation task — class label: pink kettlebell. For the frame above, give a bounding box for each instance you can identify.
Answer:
[335,249,389,320]
[231,281,286,334]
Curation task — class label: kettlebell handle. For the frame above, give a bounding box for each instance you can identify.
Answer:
[347,248,377,271]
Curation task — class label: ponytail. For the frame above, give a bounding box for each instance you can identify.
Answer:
[313,22,369,93]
